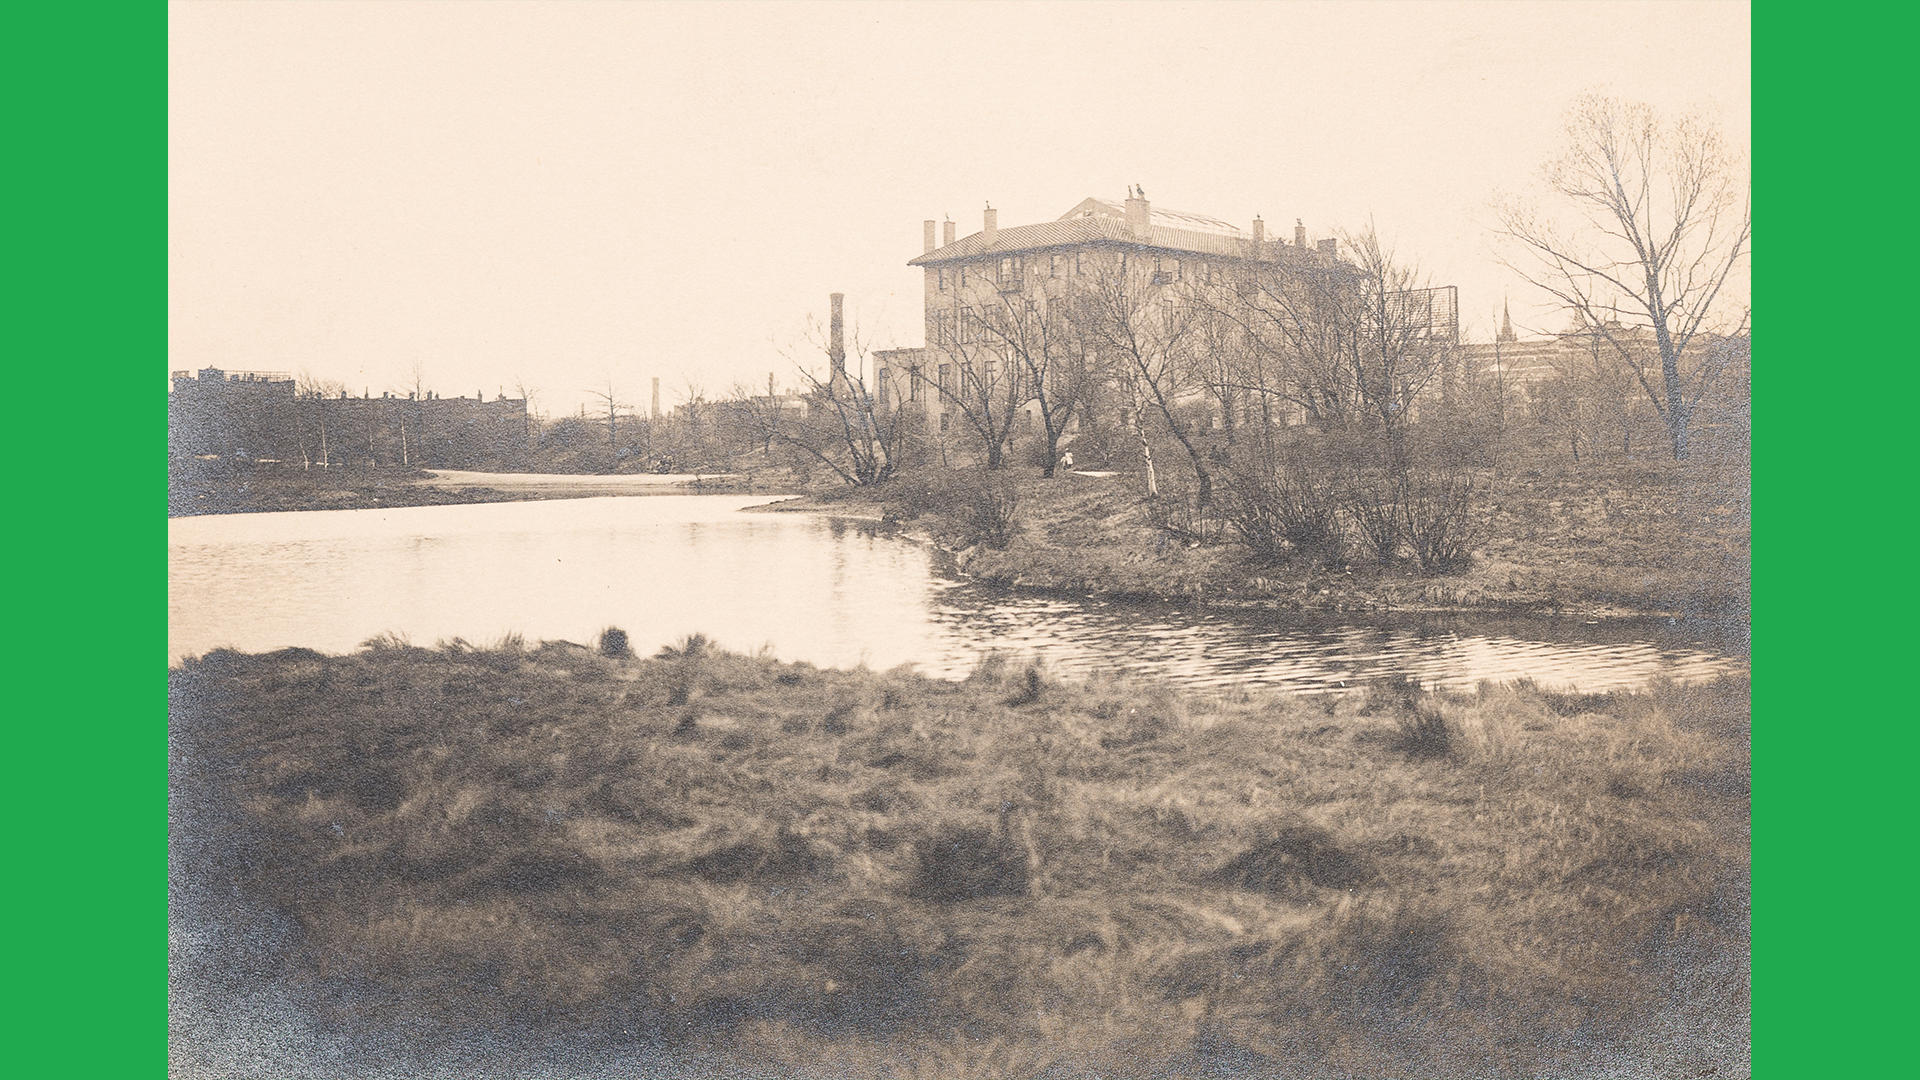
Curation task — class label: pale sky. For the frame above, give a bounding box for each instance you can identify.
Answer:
[169,0,1750,416]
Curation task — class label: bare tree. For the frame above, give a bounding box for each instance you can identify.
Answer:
[1499,93,1751,459]
[510,376,541,448]
[739,310,916,486]
[1342,227,1451,454]
[921,307,1028,471]
[294,371,346,469]
[1193,238,1366,431]
[970,289,1093,476]
[585,379,629,471]
[1068,249,1213,506]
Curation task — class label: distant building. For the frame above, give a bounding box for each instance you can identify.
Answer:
[873,190,1350,434]
[168,367,530,468]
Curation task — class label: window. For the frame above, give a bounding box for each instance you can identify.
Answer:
[937,268,948,291]
[1074,251,1084,275]
[960,266,968,288]
[877,367,891,401]
[938,363,952,396]
[939,411,951,433]
[997,255,1023,290]
[908,367,922,402]
[1153,256,1180,285]
[984,359,998,388]
[1049,253,1063,278]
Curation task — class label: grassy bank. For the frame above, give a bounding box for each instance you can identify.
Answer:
[779,448,1748,622]
[170,639,1748,1078]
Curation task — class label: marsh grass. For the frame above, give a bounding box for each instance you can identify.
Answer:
[170,640,1749,1078]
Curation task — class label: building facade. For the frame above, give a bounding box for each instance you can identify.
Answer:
[873,191,1340,438]
[169,368,530,468]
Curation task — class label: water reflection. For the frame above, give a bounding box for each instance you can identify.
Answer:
[168,495,1743,693]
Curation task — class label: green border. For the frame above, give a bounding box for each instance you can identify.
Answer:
[14,4,162,1077]
[1755,4,1907,1078]
[17,3,1903,1077]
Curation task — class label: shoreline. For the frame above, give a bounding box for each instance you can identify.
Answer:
[170,463,1748,631]
[753,487,1749,633]
[167,465,803,518]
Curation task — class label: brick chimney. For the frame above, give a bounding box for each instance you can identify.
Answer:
[943,218,956,246]
[1317,237,1338,258]
[1294,219,1307,247]
[1251,215,1265,244]
[924,219,937,254]
[1125,186,1150,238]
[983,203,998,244]
[828,292,846,377]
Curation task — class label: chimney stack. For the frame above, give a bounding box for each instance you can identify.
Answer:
[983,203,998,244]
[943,218,956,247]
[1124,185,1150,238]
[651,377,661,420]
[1294,219,1307,247]
[828,292,846,377]
[1317,237,1338,258]
[923,219,937,254]
[1251,215,1265,245]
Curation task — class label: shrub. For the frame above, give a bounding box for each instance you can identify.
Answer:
[1219,451,1346,563]
[598,626,632,659]
[1390,705,1455,759]
[655,632,711,660]
[1345,466,1406,564]
[1218,821,1377,897]
[906,824,1030,902]
[1400,461,1485,573]
[888,469,1024,549]
[948,468,1022,549]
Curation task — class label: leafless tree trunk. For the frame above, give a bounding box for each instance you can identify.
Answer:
[586,381,628,472]
[1498,94,1750,460]
[1069,250,1211,506]
[743,307,915,486]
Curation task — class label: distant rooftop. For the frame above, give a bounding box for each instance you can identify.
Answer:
[909,195,1272,266]
[1057,196,1244,237]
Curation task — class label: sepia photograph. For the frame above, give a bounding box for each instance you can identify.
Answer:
[166,2,1751,1076]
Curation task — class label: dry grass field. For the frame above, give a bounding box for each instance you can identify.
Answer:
[170,637,1748,1078]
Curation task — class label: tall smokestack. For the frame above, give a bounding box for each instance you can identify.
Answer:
[1294,219,1307,247]
[983,203,998,244]
[1251,215,1265,244]
[943,218,955,246]
[829,292,846,377]
[651,377,660,420]
[924,219,937,254]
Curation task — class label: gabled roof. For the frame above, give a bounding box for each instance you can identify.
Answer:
[910,209,1270,266]
[1056,196,1244,236]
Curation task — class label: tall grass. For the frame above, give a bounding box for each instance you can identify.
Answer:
[171,641,1749,1078]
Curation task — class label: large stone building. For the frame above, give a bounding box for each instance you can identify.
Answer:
[872,190,1342,436]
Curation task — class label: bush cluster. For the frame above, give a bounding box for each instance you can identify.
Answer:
[881,469,1023,549]
[1218,421,1499,572]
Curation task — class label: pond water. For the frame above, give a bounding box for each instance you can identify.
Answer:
[167,494,1743,693]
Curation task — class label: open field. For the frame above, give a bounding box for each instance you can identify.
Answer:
[171,639,1748,1078]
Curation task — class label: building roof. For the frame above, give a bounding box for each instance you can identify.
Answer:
[1056,196,1245,236]
[909,196,1276,266]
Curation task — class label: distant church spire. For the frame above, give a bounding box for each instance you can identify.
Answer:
[1498,297,1516,343]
